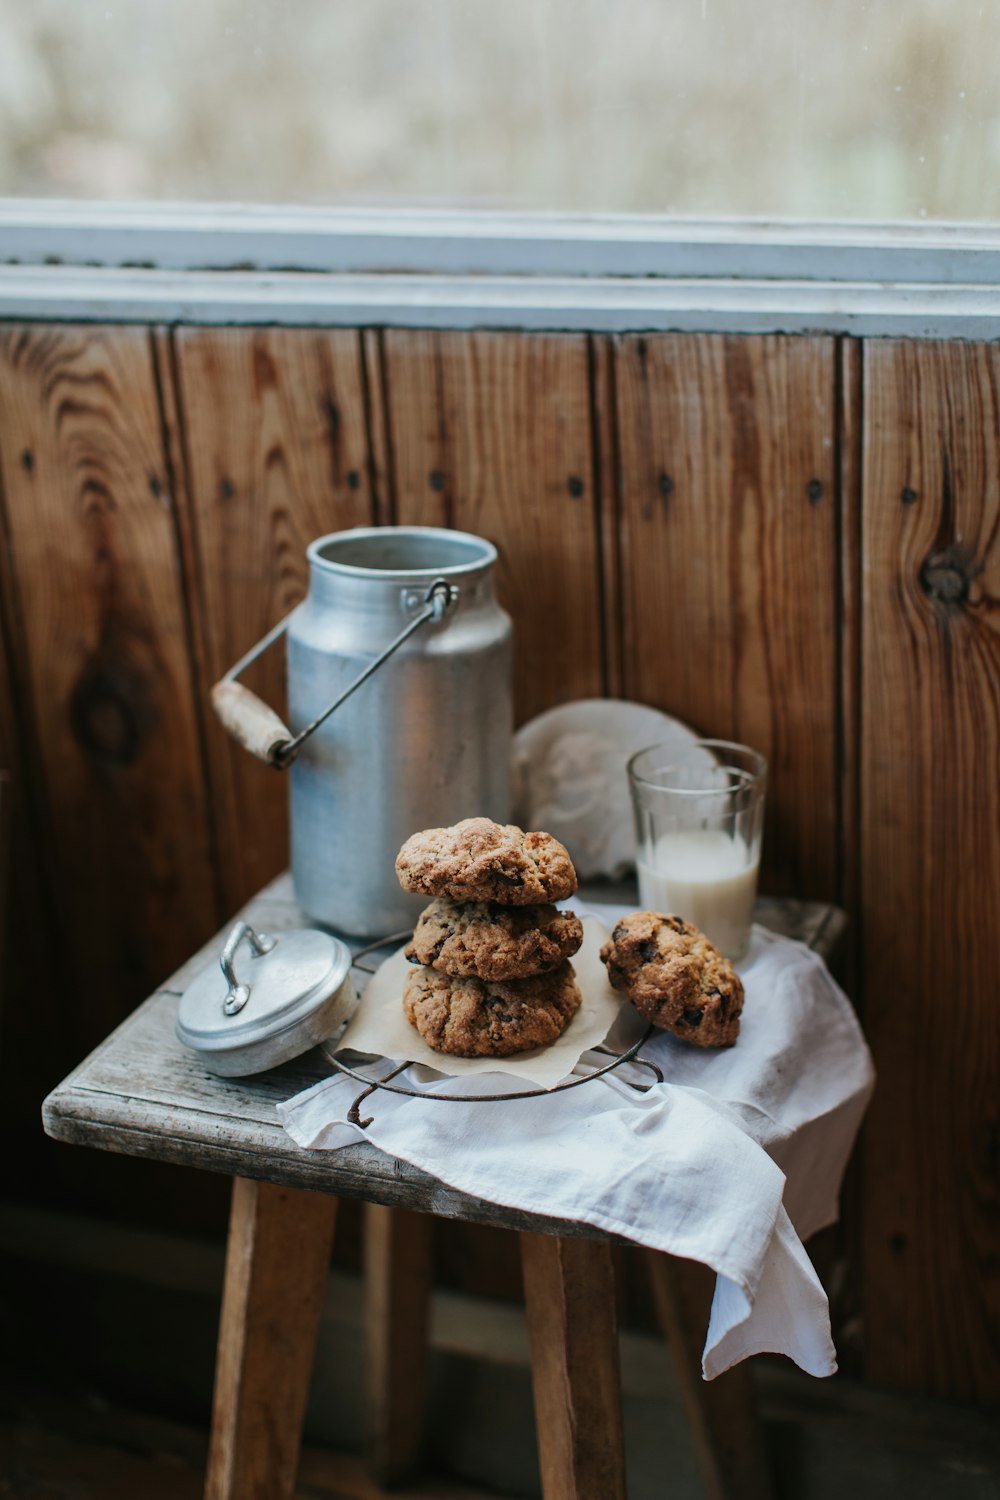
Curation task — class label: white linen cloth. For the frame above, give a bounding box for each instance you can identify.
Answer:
[279,899,875,1379]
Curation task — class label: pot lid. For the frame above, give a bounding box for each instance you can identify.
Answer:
[176,919,352,1056]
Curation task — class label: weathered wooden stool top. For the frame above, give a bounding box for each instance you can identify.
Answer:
[42,872,845,1238]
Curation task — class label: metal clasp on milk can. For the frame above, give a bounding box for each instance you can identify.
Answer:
[211,575,458,769]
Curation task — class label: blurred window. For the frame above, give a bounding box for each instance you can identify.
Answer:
[0,0,996,220]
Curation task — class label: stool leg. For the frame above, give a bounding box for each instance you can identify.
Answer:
[520,1232,627,1500]
[205,1176,337,1500]
[646,1252,774,1500]
[363,1203,433,1485]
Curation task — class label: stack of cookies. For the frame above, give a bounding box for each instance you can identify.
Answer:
[394,816,584,1058]
[599,911,744,1047]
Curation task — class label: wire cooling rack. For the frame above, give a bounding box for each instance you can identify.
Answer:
[319,931,662,1129]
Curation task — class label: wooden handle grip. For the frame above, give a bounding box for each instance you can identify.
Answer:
[211,680,291,765]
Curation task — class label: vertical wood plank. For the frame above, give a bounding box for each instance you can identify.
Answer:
[828,336,866,1370]
[0,359,228,1224]
[590,334,625,699]
[860,339,1000,1404]
[614,333,839,897]
[0,550,71,1149]
[206,1177,337,1500]
[150,326,226,915]
[173,328,373,912]
[521,1232,626,1500]
[0,324,221,1045]
[383,330,604,725]
[361,329,395,527]
[836,337,864,930]
[363,1204,433,1485]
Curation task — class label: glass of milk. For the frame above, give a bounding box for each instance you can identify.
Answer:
[627,740,767,961]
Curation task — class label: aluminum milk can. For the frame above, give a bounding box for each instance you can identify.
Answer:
[212,527,512,936]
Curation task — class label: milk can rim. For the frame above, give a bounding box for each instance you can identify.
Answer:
[307,526,498,580]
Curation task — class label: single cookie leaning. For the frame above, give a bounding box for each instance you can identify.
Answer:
[599,911,743,1047]
[403,962,581,1057]
[396,817,578,906]
[405,898,583,980]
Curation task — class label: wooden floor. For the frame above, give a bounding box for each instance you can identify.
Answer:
[5,1360,1000,1500]
[0,1379,498,1500]
[3,1202,1000,1500]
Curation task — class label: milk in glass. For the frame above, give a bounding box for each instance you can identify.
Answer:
[637,829,758,959]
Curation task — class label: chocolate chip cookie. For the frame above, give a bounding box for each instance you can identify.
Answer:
[599,911,743,1046]
[395,817,578,906]
[406,898,583,980]
[402,961,582,1057]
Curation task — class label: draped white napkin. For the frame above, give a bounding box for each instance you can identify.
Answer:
[279,900,874,1379]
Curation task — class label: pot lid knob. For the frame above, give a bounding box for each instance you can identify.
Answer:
[221,920,276,1015]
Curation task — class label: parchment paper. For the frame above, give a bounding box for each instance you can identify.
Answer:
[335,913,623,1088]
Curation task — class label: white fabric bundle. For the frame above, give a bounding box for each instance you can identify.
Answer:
[279,900,874,1378]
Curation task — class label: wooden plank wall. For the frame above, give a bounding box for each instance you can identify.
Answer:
[860,341,1000,1402]
[0,323,996,1405]
[172,327,374,912]
[614,334,840,898]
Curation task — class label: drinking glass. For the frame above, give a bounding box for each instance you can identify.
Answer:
[627,739,767,961]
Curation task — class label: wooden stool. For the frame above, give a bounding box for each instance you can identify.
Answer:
[202,1185,771,1500]
[43,874,843,1500]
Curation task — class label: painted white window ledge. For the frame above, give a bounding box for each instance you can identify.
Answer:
[0,262,997,338]
[3,201,1000,283]
[1,202,999,336]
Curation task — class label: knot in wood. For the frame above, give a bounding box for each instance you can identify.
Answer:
[919,545,975,608]
[70,664,148,767]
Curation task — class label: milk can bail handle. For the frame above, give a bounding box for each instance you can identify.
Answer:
[210,578,459,769]
[221,920,277,1016]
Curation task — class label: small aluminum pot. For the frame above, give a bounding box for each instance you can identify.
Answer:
[175,919,355,1077]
